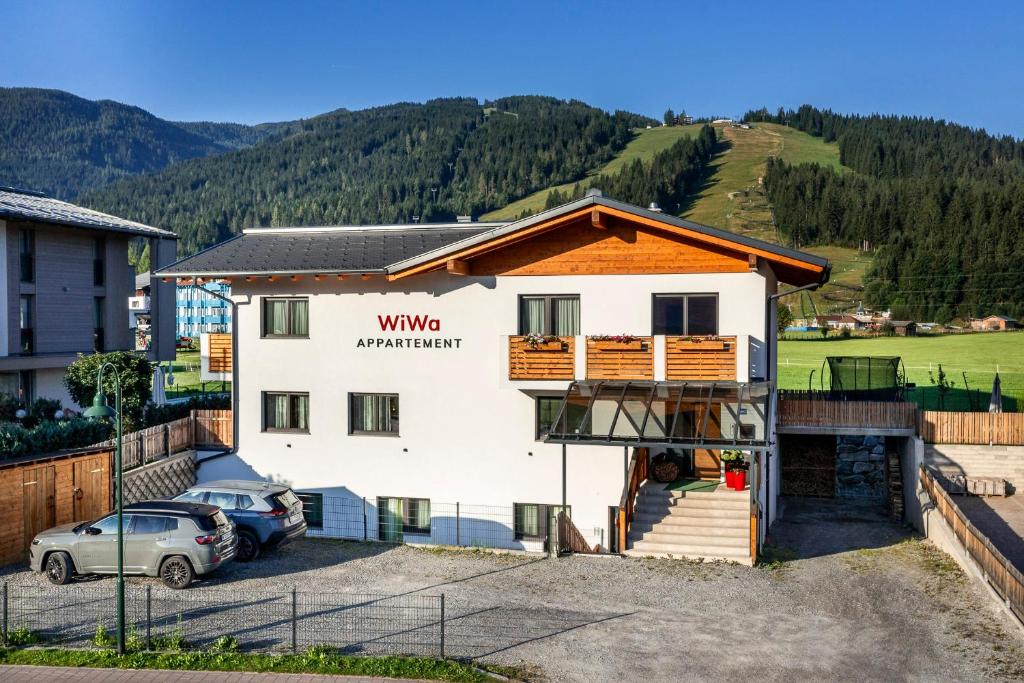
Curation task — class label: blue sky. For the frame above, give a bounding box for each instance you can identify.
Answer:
[2,1,1022,136]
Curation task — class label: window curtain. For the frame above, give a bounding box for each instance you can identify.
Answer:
[411,499,430,533]
[266,300,288,335]
[553,297,579,336]
[266,393,288,429]
[522,298,546,334]
[290,300,309,336]
[379,497,403,542]
[291,394,309,431]
[354,394,396,432]
[518,504,540,537]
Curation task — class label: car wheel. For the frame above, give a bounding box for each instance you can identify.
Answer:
[44,551,74,585]
[236,530,260,562]
[160,556,194,589]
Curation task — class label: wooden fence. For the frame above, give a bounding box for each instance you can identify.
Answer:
[88,410,232,471]
[777,398,918,430]
[920,465,1024,623]
[918,411,1024,446]
[617,447,649,553]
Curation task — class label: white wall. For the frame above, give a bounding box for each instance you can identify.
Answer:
[212,270,771,549]
[35,367,74,408]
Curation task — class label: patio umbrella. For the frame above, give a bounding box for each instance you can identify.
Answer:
[989,373,1003,413]
[151,365,167,406]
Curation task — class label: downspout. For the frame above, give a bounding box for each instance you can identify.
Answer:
[763,274,828,540]
[190,282,239,455]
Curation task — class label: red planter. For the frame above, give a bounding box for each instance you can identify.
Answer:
[725,469,747,491]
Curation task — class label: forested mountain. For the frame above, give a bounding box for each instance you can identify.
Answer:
[745,106,1024,320]
[83,97,655,254]
[0,88,290,198]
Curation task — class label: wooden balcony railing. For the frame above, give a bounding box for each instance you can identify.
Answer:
[207,333,233,373]
[585,337,654,380]
[508,336,575,380]
[665,335,737,380]
[777,397,918,431]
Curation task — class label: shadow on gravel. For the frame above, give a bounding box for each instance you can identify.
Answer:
[768,496,914,560]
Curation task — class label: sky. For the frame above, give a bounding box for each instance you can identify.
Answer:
[2,1,1023,137]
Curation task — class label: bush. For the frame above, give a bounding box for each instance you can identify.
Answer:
[0,418,111,461]
[64,352,153,431]
[143,394,230,428]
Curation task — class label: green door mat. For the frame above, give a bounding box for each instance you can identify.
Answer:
[663,478,721,492]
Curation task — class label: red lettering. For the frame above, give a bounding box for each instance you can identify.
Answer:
[377,315,400,331]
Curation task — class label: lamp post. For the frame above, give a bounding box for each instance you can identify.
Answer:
[84,363,125,655]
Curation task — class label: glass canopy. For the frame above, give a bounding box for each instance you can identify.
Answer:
[543,380,772,449]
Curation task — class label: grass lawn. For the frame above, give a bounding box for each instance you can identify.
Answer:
[778,332,1024,411]
[164,350,229,399]
[0,647,505,682]
[481,125,705,221]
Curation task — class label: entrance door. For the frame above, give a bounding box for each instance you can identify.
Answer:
[22,465,56,554]
[694,404,723,479]
[73,456,109,522]
[377,497,404,542]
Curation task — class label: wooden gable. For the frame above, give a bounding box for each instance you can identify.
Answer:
[467,214,749,276]
[389,204,828,285]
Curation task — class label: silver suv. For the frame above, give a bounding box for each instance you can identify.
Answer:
[29,501,236,589]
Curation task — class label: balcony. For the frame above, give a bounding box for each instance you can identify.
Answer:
[129,295,151,311]
[506,335,740,382]
[508,336,576,380]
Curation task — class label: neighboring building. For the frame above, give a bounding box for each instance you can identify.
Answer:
[816,314,861,330]
[158,195,830,562]
[0,187,176,406]
[970,315,1018,332]
[890,321,917,336]
[176,278,231,338]
[129,271,153,351]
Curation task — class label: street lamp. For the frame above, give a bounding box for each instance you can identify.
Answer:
[83,363,125,656]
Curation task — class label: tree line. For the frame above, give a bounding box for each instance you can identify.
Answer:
[84,97,655,255]
[746,105,1024,321]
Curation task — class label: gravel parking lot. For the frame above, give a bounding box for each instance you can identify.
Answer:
[4,499,1023,682]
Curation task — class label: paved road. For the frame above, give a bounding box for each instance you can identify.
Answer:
[0,666,419,682]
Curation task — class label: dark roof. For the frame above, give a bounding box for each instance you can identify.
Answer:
[156,195,831,283]
[158,224,497,277]
[124,500,219,516]
[0,186,175,238]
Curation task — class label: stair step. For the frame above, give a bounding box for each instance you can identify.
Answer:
[634,507,747,521]
[629,529,748,545]
[628,539,753,557]
[631,513,748,529]
[635,498,749,512]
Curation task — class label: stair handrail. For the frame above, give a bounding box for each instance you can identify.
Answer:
[617,447,649,553]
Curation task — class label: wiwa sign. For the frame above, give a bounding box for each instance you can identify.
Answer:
[356,314,463,349]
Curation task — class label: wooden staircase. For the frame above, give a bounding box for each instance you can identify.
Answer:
[622,481,752,565]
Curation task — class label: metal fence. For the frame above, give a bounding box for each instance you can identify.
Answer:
[305,497,563,553]
[0,583,445,656]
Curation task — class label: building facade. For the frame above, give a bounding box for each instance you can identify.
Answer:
[159,196,830,559]
[176,279,231,338]
[0,187,177,406]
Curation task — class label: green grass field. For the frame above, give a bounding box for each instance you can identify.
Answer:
[481,125,705,220]
[778,332,1024,411]
[164,350,229,399]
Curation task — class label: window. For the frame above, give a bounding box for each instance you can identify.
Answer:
[19,229,34,283]
[91,515,133,535]
[377,497,430,539]
[296,492,323,529]
[237,495,256,510]
[652,294,718,335]
[93,237,105,286]
[514,503,569,541]
[19,296,33,354]
[262,297,309,337]
[175,490,205,503]
[130,515,170,535]
[93,297,105,352]
[206,491,237,510]
[263,392,309,432]
[519,295,580,335]
[349,393,399,435]
[535,395,590,440]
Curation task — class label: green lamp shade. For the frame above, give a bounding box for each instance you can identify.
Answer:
[84,392,116,419]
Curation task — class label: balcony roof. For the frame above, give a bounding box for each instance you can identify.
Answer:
[544,379,772,450]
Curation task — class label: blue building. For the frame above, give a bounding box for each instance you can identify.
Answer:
[176,279,231,338]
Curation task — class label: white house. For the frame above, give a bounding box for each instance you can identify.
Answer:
[157,195,830,563]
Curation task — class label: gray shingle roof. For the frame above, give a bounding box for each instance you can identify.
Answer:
[157,225,498,276]
[0,187,175,238]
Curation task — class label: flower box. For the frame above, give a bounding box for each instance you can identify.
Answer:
[525,340,566,352]
[677,340,727,351]
[593,339,644,351]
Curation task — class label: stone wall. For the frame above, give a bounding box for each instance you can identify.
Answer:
[836,435,887,499]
